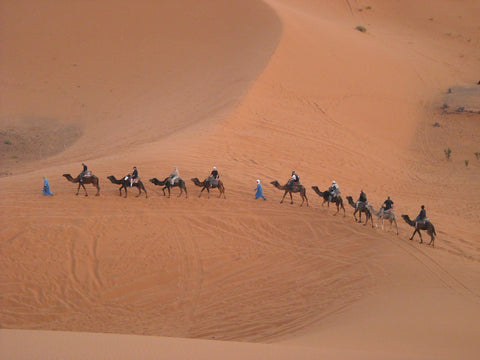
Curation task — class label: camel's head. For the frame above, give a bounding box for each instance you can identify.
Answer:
[270,180,279,185]
[149,178,159,185]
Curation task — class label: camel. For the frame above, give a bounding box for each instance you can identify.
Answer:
[191,177,226,199]
[346,196,373,227]
[107,175,147,198]
[270,181,308,206]
[63,173,100,196]
[150,177,188,198]
[401,215,437,247]
[311,186,345,216]
[369,206,398,235]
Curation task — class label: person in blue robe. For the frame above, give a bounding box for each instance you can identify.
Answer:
[43,176,53,195]
[254,179,266,200]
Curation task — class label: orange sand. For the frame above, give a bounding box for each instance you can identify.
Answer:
[1,1,479,359]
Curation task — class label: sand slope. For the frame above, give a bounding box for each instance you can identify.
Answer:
[1,0,480,359]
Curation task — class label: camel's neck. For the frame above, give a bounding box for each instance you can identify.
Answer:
[273,182,284,190]
[403,216,414,226]
[192,179,203,187]
[67,175,79,183]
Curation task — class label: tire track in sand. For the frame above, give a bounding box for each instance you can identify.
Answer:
[388,234,479,298]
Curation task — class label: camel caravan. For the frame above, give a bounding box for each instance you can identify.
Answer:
[62,165,436,247]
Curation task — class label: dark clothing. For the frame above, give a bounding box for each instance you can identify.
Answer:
[414,209,427,227]
[416,209,426,221]
[358,191,367,203]
[383,199,394,210]
[132,169,138,179]
[80,164,88,182]
[209,169,219,187]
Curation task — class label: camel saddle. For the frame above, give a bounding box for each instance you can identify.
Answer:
[124,174,139,184]
[206,177,219,187]
[83,171,92,178]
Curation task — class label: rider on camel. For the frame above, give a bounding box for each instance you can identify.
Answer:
[169,166,180,185]
[130,166,138,187]
[381,196,394,215]
[356,189,367,209]
[208,166,219,188]
[288,171,300,189]
[414,205,427,229]
[329,180,339,201]
[80,163,88,183]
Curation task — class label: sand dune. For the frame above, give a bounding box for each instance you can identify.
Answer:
[1,0,480,359]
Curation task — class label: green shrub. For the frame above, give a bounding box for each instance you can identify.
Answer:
[4,139,12,145]
[444,148,452,160]
[355,25,367,33]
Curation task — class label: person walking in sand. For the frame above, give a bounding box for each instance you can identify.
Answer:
[254,179,266,200]
[42,176,53,196]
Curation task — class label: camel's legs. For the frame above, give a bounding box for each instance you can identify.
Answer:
[418,230,423,243]
[77,183,88,196]
[410,229,423,243]
[199,187,208,198]
[428,233,435,247]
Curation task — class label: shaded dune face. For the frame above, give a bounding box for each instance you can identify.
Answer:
[0,0,282,163]
[1,0,480,358]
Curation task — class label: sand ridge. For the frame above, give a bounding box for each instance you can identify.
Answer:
[1,0,480,359]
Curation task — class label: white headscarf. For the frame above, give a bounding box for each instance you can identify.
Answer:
[256,179,260,184]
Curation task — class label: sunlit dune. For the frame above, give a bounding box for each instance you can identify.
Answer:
[1,0,479,359]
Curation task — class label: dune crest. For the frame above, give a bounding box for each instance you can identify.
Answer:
[1,0,479,359]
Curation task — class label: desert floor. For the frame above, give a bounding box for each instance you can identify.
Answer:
[1,1,480,359]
